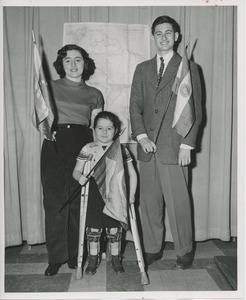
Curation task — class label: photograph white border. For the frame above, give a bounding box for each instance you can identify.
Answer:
[0,0,245,299]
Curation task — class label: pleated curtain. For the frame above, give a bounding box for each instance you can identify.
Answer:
[3,6,237,247]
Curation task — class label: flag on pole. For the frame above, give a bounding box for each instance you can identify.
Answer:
[171,43,195,138]
[32,31,54,141]
[92,136,128,230]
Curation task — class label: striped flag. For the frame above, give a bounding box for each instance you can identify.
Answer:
[93,137,128,230]
[32,31,54,141]
[172,45,195,138]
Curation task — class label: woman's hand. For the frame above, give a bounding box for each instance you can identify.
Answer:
[52,131,57,141]
[79,175,88,186]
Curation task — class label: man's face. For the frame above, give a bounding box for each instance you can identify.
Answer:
[153,23,179,55]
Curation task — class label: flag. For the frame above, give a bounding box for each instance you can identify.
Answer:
[32,31,54,141]
[171,45,195,138]
[93,137,128,230]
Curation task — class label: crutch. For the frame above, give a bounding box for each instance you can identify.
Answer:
[75,155,92,280]
[129,203,149,285]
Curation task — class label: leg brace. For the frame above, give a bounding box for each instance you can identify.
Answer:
[106,227,123,257]
[86,228,102,255]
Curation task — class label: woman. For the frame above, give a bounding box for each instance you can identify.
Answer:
[41,44,104,276]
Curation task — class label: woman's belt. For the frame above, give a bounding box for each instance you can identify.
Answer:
[55,124,86,129]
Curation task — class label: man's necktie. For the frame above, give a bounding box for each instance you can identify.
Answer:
[156,57,164,88]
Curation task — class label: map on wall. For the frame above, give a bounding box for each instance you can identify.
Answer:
[63,22,150,143]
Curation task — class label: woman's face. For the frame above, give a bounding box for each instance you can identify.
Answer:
[62,50,84,82]
[94,118,116,146]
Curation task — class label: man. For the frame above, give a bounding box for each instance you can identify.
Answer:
[130,15,202,269]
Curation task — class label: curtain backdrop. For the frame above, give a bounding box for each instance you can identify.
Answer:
[3,6,237,247]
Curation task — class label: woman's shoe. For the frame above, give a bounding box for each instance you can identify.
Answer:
[67,256,77,269]
[44,263,62,276]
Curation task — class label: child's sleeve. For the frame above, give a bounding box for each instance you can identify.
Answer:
[76,145,88,162]
[121,145,133,163]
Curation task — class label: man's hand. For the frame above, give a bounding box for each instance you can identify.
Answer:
[139,137,157,154]
[178,148,191,166]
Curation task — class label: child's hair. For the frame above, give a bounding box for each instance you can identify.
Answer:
[94,111,122,138]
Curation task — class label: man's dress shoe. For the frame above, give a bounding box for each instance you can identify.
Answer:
[44,263,62,276]
[145,250,163,266]
[175,250,193,270]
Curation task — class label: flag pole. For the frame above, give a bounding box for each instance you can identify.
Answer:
[32,30,36,44]
[59,128,125,211]
[185,39,190,50]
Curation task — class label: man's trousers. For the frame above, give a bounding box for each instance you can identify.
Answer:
[139,154,193,256]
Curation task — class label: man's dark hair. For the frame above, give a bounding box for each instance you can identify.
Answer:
[151,15,180,35]
[53,44,96,81]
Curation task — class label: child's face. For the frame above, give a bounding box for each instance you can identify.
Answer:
[94,118,116,145]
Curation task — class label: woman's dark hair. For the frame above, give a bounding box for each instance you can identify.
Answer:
[151,15,180,35]
[53,44,96,81]
[94,111,122,139]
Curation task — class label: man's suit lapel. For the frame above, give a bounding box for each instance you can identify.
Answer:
[146,56,158,90]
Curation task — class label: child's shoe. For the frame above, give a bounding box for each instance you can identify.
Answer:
[85,255,100,275]
[110,255,125,275]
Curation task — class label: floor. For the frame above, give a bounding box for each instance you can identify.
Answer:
[4,238,238,298]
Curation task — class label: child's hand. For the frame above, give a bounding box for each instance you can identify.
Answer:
[129,195,135,204]
[79,175,88,186]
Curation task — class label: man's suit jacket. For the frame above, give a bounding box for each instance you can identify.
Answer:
[130,52,202,164]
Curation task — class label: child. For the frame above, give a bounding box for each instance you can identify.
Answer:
[73,111,137,275]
